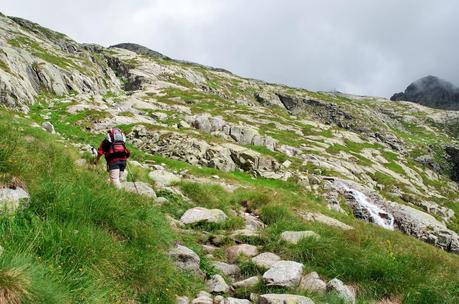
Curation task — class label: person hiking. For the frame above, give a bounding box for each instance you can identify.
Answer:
[93,128,130,189]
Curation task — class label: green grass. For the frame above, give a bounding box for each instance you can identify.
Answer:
[384,161,405,175]
[0,112,203,303]
[0,59,11,74]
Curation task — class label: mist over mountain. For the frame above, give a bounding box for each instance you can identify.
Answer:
[391,76,459,110]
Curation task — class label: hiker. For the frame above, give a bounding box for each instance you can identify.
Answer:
[93,128,130,189]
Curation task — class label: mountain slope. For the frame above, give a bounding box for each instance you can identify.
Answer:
[1,13,459,304]
[391,75,459,110]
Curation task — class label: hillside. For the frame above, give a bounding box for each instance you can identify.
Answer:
[1,13,459,304]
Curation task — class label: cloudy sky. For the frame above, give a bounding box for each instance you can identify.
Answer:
[2,0,459,97]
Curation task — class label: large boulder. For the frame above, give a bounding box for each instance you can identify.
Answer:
[168,245,202,276]
[0,187,30,214]
[280,231,319,244]
[326,278,355,304]
[226,244,258,263]
[251,252,281,269]
[259,294,314,304]
[262,261,304,287]
[180,207,228,225]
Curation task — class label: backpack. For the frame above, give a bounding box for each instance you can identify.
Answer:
[106,128,127,156]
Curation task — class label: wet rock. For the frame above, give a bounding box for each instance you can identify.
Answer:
[207,274,230,293]
[168,245,202,277]
[251,252,281,269]
[259,294,314,304]
[0,187,30,214]
[226,244,258,263]
[299,272,326,294]
[232,276,260,289]
[326,278,355,304]
[280,231,319,244]
[180,207,228,225]
[262,260,304,287]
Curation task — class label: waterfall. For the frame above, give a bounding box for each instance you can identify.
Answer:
[335,182,394,230]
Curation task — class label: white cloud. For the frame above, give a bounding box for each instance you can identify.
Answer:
[2,0,458,97]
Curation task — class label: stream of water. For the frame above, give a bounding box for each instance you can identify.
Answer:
[335,182,395,230]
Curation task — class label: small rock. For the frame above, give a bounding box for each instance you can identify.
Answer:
[155,197,169,204]
[74,159,87,167]
[262,260,304,287]
[299,272,326,294]
[212,261,241,277]
[0,187,30,215]
[121,182,157,198]
[149,170,181,187]
[176,296,190,304]
[226,244,258,263]
[259,294,314,304]
[179,120,191,129]
[232,276,260,289]
[225,298,251,304]
[168,245,202,276]
[326,278,355,304]
[180,207,228,225]
[42,121,55,134]
[280,231,319,244]
[214,295,225,304]
[251,252,281,269]
[207,274,230,293]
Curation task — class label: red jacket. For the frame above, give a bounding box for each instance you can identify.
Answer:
[97,139,130,164]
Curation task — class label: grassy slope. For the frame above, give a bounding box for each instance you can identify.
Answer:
[0,111,202,303]
[0,103,458,303]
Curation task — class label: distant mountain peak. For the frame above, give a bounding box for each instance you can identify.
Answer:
[391,75,459,110]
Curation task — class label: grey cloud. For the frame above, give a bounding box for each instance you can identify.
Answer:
[2,0,459,97]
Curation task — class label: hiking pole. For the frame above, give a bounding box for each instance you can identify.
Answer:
[126,162,140,194]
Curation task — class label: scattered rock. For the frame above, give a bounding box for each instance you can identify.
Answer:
[0,187,30,215]
[176,296,190,304]
[121,182,157,198]
[262,260,304,287]
[326,278,355,304]
[232,276,259,289]
[180,207,228,225]
[74,159,87,167]
[280,231,319,244]
[226,244,258,263]
[259,294,314,304]
[155,197,169,204]
[212,261,241,277]
[300,212,353,230]
[148,169,181,187]
[299,272,326,294]
[225,298,251,304]
[42,121,55,134]
[251,252,281,269]
[207,274,230,293]
[168,245,202,277]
